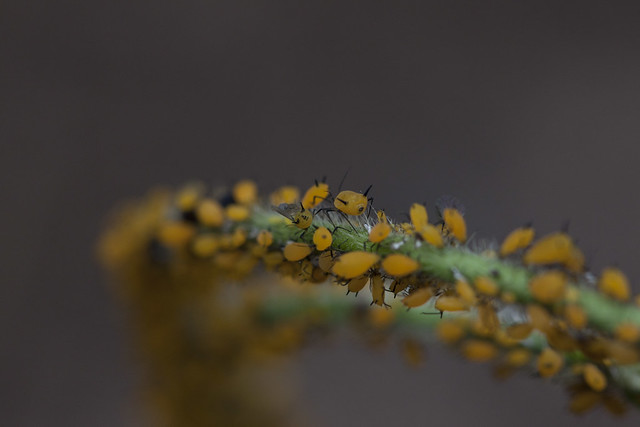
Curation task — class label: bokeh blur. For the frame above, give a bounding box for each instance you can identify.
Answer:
[3,1,640,425]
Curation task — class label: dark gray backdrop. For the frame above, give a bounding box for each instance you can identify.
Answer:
[3,1,640,425]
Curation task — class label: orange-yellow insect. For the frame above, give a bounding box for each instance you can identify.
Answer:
[409,203,428,231]
[232,180,258,205]
[435,296,468,313]
[274,203,313,230]
[443,208,467,243]
[334,185,372,216]
[529,271,566,304]
[313,227,332,251]
[283,242,313,261]
[225,204,250,221]
[474,276,499,296]
[598,267,630,301]
[332,251,380,279]
[522,232,573,266]
[418,224,444,248]
[196,198,225,227]
[462,340,498,362]
[301,180,330,209]
[537,348,564,378]
[402,287,433,309]
[270,185,300,205]
[370,273,388,307]
[499,226,535,257]
[583,363,607,391]
[369,222,391,243]
[381,254,420,277]
[256,230,273,248]
[346,275,369,295]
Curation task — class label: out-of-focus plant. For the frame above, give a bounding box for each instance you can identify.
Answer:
[99,179,640,425]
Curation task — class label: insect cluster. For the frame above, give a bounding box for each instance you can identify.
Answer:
[100,177,640,416]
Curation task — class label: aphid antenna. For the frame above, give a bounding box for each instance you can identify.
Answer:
[337,168,350,193]
[363,184,373,197]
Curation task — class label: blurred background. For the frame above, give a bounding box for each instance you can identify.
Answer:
[3,0,640,425]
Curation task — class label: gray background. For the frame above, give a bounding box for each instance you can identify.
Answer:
[3,1,640,425]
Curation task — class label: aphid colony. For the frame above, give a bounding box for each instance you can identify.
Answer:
[146,178,640,415]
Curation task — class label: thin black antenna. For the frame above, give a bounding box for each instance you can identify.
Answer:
[337,168,350,193]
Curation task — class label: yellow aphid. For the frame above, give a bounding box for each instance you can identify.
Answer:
[615,322,640,343]
[526,304,552,332]
[598,267,631,301]
[390,278,410,296]
[332,251,380,279]
[256,230,273,248]
[346,275,369,295]
[583,363,607,392]
[435,296,468,312]
[477,302,499,334]
[569,390,602,415]
[436,320,466,344]
[536,348,564,378]
[176,183,203,211]
[462,340,498,362]
[419,224,444,248]
[232,179,258,205]
[455,280,477,305]
[213,251,241,270]
[545,323,578,352]
[369,222,392,243]
[493,329,520,347]
[274,203,313,230]
[317,251,335,273]
[505,348,531,367]
[334,187,371,216]
[376,210,388,224]
[522,232,573,266]
[262,251,284,269]
[529,270,566,304]
[157,222,195,247]
[474,276,499,296]
[249,243,267,258]
[292,209,313,230]
[369,306,395,328]
[402,287,433,309]
[277,261,300,278]
[283,242,313,261]
[505,323,533,340]
[409,203,428,231]
[313,227,332,251]
[370,274,388,307]
[270,185,299,205]
[301,181,330,209]
[501,291,516,304]
[191,234,219,257]
[564,304,588,329]
[605,340,640,364]
[196,198,225,227]
[225,204,250,221]
[602,394,627,416]
[231,228,247,247]
[499,226,535,257]
[401,339,425,367]
[310,266,328,283]
[443,208,467,243]
[382,254,420,277]
[565,246,585,274]
[396,222,415,235]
